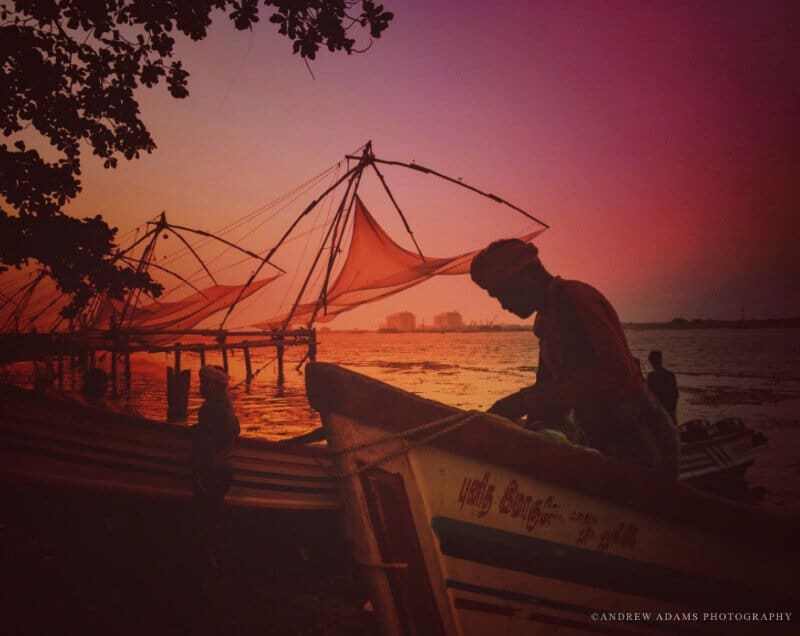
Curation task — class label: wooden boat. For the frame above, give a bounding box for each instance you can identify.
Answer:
[306,362,798,635]
[0,382,338,512]
[679,418,764,492]
[0,381,764,511]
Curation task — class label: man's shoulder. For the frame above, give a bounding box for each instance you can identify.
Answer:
[554,278,605,298]
[648,368,676,383]
[552,278,613,313]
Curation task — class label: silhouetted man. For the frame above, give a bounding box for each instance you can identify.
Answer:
[646,350,679,424]
[189,365,240,572]
[470,239,679,476]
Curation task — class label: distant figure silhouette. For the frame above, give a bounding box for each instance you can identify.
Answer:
[80,368,110,405]
[471,239,679,476]
[646,350,679,424]
[189,365,240,572]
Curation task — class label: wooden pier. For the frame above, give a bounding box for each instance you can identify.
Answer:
[0,328,316,363]
[2,328,317,420]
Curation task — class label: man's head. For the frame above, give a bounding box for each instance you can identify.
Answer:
[470,239,550,318]
[648,350,663,370]
[199,364,228,398]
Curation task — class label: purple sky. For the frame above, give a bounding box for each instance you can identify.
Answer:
[63,1,799,328]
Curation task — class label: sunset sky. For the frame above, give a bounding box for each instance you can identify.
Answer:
[60,0,799,329]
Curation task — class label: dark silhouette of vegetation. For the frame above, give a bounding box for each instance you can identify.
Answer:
[0,0,393,320]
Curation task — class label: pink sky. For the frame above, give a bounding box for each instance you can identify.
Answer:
[61,1,799,329]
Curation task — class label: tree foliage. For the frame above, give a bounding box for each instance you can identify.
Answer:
[0,0,393,322]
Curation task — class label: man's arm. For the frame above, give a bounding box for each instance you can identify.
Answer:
[488,385,536,420]
[487,354,553,419]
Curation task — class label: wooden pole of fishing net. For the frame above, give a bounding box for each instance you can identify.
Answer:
[369,157,550,229]
[286,156,365,331]
[304,164,366,328]
[368,160,425,260]
[161,224,287,274]
[120,216,163,328]
[217,162,363,330]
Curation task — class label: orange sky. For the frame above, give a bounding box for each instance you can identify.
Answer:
[56,1,798,329]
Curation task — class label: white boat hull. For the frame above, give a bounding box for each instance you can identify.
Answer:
[307,362,798,636]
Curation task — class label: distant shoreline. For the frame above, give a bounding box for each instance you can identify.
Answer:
[325,317,800,334]
[624,317,800,330]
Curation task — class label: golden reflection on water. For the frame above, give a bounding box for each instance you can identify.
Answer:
[5,329,800,513]
[123,331,539,440]
[115,329,800,442]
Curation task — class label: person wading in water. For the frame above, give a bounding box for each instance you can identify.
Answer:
[646,350,679,424]
[470,239,679,476]
[189,365,240,572]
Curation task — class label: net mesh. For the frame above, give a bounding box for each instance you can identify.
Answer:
[1,151,547,339]
[103,277,278,332]
[253,196,546,328]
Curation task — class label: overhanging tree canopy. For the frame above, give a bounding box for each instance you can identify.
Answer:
[0,0,393,319]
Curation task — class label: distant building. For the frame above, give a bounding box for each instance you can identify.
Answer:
[385,311,416,331]
[433,311,463,331]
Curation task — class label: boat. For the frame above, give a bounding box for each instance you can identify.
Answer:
[1,373,769,513]
[0,382,337,512]
[306,362,798,635]
[679,417,766,493]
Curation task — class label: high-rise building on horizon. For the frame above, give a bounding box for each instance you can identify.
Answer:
[384,311,416,331]
[433,311,463,331]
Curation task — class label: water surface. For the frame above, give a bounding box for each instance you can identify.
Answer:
[10,328,800,514]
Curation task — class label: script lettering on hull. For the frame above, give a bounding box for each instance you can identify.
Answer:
[455,471,638,552]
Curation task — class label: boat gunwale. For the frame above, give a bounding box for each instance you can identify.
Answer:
[305,362,799,550]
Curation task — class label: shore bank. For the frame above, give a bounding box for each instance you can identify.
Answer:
[1,482,375,635]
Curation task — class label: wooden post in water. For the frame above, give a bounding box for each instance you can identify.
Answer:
[276,341,285,386]
[109,317,119,398]
[166,367,191,422]
[199,347,206,368]
[166,343,190,422]
[57,356,64,391]
[124,350,131,395]
[243,344,253,386]
[220,336,229,374]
